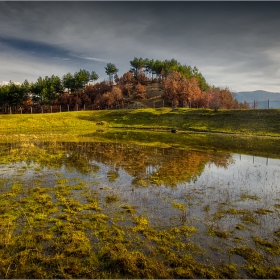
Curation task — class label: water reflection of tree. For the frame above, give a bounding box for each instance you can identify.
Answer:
[0,142,92,174]
[0,142,65,170]
[74,143,233,186]
[0,142,233,186]
[131,149,233,187]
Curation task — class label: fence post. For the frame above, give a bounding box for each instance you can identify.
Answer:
[68,104,69,112]
[84,104,86,111]
[268,99,269,109]
[51,105,52,113]
[31,107,32,114]
[20,107,22,114]
[41,106,43,113]
[60,105,61,112]
[9,107,12,114]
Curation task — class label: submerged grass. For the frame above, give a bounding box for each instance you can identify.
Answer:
[0,175,241,279]
[1,169,279,279]
[230,246,280,278]
[208,227,229,238]
[253,236,280,255]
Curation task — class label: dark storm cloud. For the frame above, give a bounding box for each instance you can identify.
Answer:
[0,36,69,58]
[0,1,280,91]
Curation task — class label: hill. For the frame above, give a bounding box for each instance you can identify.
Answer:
[236,90,280,108]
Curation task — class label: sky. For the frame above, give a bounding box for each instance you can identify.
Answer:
[0,1,280,93]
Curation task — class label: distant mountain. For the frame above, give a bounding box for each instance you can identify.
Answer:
[235,90,280,109]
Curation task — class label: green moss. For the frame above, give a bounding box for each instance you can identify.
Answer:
[244,264,280,279]
[180,225,197,236]
[120,205,137,214]
[172,202,186,211]
[208,227,229,238]
[253,236,280,255]
[97,243,169,279]
[227,208,248,215]
[235,224,246,230]
[133,215,149,232]
[254,208,274,215]
[217,263,240,279]
[240,194,260,201]
[105,194,119,203]
[233,237,242,243]
[107,171,119,182]
[230,245,266,263]
[241,213,259,224]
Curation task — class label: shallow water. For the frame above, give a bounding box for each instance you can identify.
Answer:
[1,139,280,277]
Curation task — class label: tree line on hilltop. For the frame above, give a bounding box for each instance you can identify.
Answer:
[0,57,250,113]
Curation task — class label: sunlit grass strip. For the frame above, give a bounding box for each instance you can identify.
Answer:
[1,108,280,136]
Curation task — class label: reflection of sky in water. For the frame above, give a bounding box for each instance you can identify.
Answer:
[197,154,280,199]
[88,160,134,187]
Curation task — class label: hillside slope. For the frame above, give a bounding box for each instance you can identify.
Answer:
[126,82,164,108]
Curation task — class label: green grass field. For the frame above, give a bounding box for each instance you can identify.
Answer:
[1,108,280,136]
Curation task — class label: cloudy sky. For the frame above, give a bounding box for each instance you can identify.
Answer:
[0,1,280,92]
